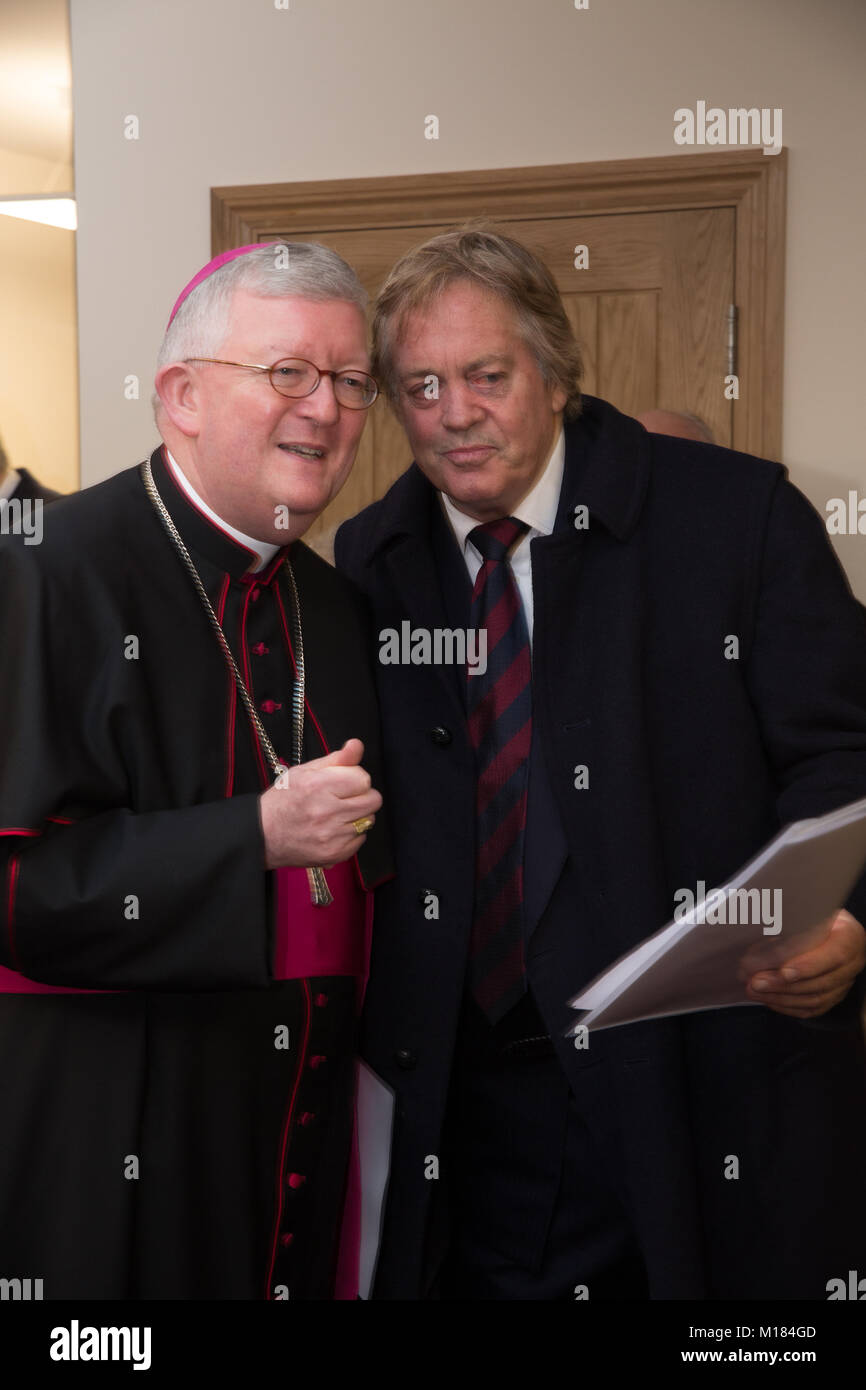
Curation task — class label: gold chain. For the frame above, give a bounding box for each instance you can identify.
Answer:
[140,458,332,906]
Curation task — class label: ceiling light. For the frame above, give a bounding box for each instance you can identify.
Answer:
[0,197,77,231]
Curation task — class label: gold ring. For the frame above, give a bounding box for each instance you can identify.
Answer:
[352,816,374,836]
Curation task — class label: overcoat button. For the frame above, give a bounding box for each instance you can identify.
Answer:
[430,726,452,747]
[394,1048,418,1070]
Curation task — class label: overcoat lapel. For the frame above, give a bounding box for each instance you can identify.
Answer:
[373,468,470,729]
[529,406,670,972]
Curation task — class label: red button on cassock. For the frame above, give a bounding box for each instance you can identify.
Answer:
[280,1232,293,1247]
[314,993,328,1008]
[299,1112,315,1128]
[252,642,269,656]
[260,699,282,714]
[309,1055,327,1071]
[287,1173,306,1190]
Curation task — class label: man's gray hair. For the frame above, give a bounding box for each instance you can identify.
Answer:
[372,224,583,419]
[154,242,368,417]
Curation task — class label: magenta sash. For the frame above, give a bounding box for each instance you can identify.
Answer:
[0,861,369,992]
[0,964,105,994]
[273,860,366,980]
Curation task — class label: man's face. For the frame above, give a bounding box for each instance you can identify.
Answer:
[185,289,370,541]
[391,280,567,521]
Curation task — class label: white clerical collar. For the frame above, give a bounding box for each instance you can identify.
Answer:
[0,468,21,502]
[440,425,565,553]
[165,450,279,573]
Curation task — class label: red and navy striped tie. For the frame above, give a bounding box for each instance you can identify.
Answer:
[467,517,532,1023]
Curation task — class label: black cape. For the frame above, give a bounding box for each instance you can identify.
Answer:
[0,445,392,1299]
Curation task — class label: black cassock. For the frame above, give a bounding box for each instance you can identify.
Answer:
[0,446,392,1299]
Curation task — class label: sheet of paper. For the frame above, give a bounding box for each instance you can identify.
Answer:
[568,794,866,1032]
[357,1059,395,1300]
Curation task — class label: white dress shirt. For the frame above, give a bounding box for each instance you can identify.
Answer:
[165,450,279,573]
[439,427,565,642]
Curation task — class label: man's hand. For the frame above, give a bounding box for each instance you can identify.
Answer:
[745,909,866,1018]
[258,738,382,870]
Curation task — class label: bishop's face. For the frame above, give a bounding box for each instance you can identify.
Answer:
[187,290,370,542]
[391,280,567,522]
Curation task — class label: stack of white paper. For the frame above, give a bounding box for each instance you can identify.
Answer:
[357,1061,395,1299]
[567,795,866,1033]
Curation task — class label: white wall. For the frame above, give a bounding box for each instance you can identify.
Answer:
[0,147,77,493]
[70,0,866,595]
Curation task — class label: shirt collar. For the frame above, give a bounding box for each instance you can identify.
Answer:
[165,449,280,574]
[0,468,21,502]
[440,424,565,554]
[144,447,286,584]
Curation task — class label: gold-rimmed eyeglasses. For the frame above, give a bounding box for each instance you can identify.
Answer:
[184,356,379,410]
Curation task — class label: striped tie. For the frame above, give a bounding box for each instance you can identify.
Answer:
[466,517,532,1023]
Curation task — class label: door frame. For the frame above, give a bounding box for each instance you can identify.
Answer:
[211,150,786,460]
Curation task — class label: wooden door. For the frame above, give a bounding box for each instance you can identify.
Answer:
[212,153,785,557]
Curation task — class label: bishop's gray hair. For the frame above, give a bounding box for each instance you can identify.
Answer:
[153,241,368,418]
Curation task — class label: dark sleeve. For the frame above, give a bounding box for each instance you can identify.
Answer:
[744,476,866,1027]
[0,541,272,992]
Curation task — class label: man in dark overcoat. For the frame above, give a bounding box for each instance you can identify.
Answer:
[336,226,866,1300]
